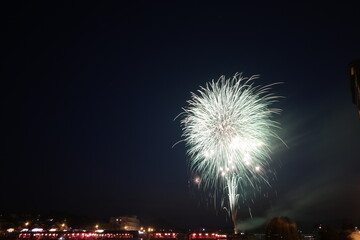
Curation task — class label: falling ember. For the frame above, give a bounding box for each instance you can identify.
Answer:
[178,73,283,233]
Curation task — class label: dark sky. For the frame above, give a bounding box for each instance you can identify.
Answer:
[1,1,360,232]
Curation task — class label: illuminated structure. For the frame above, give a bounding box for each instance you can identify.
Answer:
[349,59,360,117]
[188,232,227,240]
[148,232,178,240]
[109,216,140,231]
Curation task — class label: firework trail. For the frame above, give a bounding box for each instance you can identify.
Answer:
[179,73,283,233]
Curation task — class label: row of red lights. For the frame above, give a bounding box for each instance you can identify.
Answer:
[150,233,177,238]
[18,233,133,239]
[19,233,132,236]
[190,233,227,239]
[17,232,226,239]
[154,233,177,236]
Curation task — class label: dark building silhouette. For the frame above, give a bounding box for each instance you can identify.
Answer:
[265,217,301,240]
[349,59,360,118]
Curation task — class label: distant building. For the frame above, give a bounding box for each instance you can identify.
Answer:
[349,59,360,117]
[109,216,140,231]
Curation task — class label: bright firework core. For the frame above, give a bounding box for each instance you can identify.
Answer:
[179,73,282,233]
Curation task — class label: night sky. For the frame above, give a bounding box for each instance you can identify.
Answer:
[1,1,360,231]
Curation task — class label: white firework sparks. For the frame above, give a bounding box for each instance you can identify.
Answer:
[179,73,283,233]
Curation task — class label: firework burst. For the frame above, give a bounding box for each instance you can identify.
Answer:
[179,73,283,233]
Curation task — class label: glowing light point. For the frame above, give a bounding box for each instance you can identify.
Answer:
[194,177,201,184]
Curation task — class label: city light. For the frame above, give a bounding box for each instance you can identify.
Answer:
[31,228,43,232]
[194,177,201,184]
[189,232,227,239]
